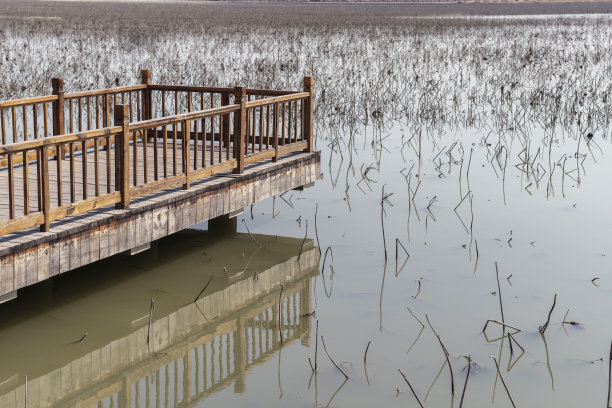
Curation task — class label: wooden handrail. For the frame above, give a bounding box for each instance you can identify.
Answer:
[245,92,309,109]
[0,127,122,154]
[149,84,298,97]
[0,95,58,109]
[129,104,240,131]
[64,84,148,100]
[0,72,315,237]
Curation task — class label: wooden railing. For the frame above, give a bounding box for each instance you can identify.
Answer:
[0,71,314,237]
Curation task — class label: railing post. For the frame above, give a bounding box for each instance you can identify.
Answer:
[141,69,152,120]
[233,86,246,174]
[52,78,65,136]
[303,77,314,152]
[115,105,130,209]
[52,78,65,158]
[141,70,152,145]
[272,102,279,163]
[40,145,50,232]
[221,92,231,153]
[183,119,191,189]
[103,94,111,127]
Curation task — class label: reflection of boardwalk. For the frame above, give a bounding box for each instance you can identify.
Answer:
[0,240,318,408]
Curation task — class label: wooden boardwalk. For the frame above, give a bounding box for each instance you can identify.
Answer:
[0,139,234,221]
[0,71,320,302]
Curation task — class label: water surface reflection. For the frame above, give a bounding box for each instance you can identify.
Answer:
[0,230,318,408]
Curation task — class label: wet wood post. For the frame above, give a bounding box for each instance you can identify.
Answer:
[115,105,130,209]
[233,86,246,174]
[303,77,314,152]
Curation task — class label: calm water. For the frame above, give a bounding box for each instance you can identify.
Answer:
[1,120,611,407]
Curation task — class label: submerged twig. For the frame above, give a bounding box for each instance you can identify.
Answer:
[398,369,425,408]
[407,307,425,327]
[315,203,321,255]
[490,356,517,407]
[607,340,612,408]
[193,269,215,303]
[298,220,308,262]
[146,298,155,345]
[364,340,371,386]
[321,336,349,379]
[539,293,557,334]
[426,314,455,395]
[242,219,262,247]
[315,320,319,371]
[459,355,472,408]
[482,319,521,333]
[495,262,505,323]
[278,284,284,344]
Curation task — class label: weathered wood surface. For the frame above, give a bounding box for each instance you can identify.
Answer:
[0,151,320,297]
[0,140,237,226]
[0,245,318,408]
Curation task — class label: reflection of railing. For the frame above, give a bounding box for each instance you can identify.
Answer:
[0,70,314,237]
[0,243,318,408]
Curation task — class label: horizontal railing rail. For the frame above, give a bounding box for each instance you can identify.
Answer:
[0,71,314,237]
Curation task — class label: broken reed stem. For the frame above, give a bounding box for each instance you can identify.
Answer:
[193,269,215,303]
[315,203,321,256]
[507,333,514,355]
[321,246,334,275]
[278,284,284,344]
[146,298,155,345]
[381,185,388,264]
[454,190,470,211]
[395,238,409,265]
[539,293,557,334]
[508,332,524,354]
[407,307,425,327]
[398,369,425,408]
[606,342,612,408]
[490,356,517,408]
[459,355,471,408]
[242,219,262,248]
[426,314,455,395]
[321,336,349,379]
[495,262,505,324]
[315,320,319,371]
[482,319,521,333]
[364,340,371,364]
[298,220,308,262]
